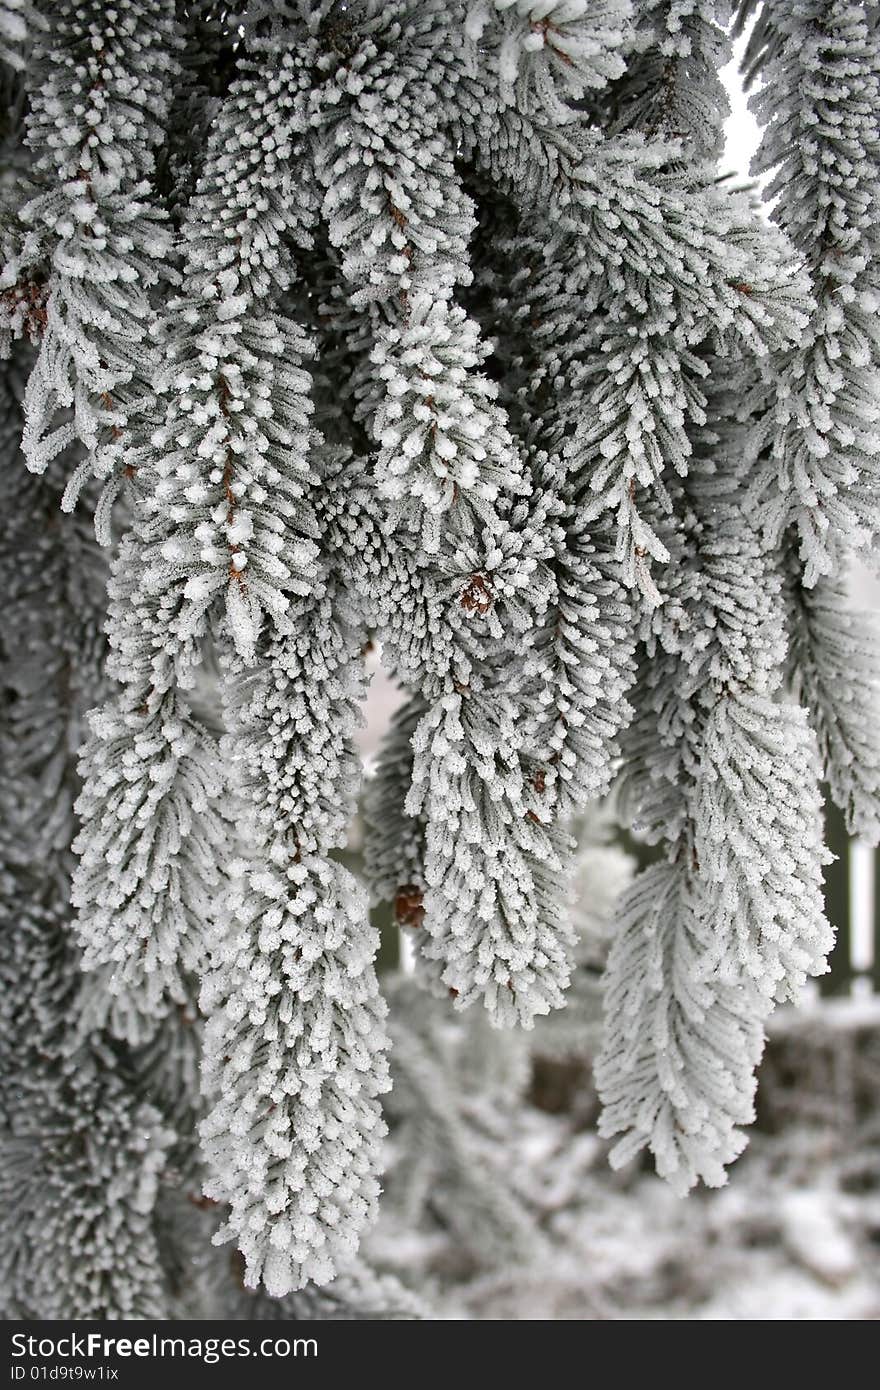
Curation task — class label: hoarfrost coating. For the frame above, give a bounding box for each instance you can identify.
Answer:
[1,0,879,1311]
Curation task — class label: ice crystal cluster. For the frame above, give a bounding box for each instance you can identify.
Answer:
[2,0,880,1311]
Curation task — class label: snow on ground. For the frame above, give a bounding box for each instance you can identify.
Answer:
[369,1105,880,1319]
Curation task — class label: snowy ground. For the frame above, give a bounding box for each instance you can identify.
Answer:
[367,1000,880,1320]
[370,1109,880,1320]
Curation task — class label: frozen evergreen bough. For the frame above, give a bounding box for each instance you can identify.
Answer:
[738,0,880,581]
[0,357,173,1318]
[1,0,179,522]
[1,0,880,1307]
[0,346,417,1321]
[200,485,390,1293]
[788,571,880,842]
[595,379,834,1190]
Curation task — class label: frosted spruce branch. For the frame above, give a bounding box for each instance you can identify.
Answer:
[1,0,179,528]
[201,461,389,1294]
[739,0,880,579]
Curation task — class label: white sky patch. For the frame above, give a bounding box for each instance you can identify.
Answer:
[721,25,761,183]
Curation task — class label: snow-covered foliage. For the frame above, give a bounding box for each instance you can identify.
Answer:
[737,0,880,581]
[2,0,880,1311]
[199,468,390,1295]
[0,352,173,1318]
